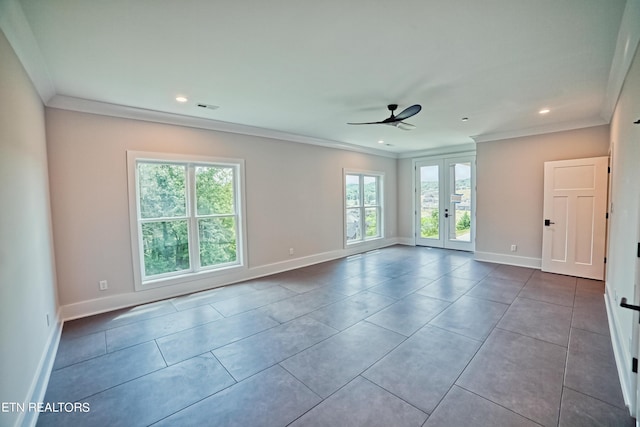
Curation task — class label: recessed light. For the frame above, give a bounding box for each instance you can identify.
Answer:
[539,108,550,115]
[176,96,188,103]
[378,140,384,144]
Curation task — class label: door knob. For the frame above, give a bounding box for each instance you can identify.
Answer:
[620,298,640,312]
[544,219,555,226]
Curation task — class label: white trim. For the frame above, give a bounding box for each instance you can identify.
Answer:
[0,0,56,103]
[472,120,608,144]
[601,0,640,121]
[474,251,542,269]
[60,237,401,321]
[19,310,62,427]
[398,143,477,159]
[606,290,634,414]
[47,95,398,159]
[396,237,415,246]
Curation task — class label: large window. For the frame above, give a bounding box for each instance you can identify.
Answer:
[128,152,245,290]
[345,171,383,245]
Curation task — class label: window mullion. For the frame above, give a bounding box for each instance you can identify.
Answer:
[359,175,365,242]
[187,164,199,272]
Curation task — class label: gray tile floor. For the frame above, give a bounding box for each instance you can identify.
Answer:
[38,246,634,427]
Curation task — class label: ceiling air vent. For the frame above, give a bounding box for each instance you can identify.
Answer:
[197,103,219,111]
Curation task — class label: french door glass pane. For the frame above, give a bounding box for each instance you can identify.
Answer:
[420,165,440,239]
[365,207,379,238]
[345,175,361,207]
[138,163,187,219]
[346,208,361,241]
[141,220,190,276]
[196,166,235,215]
[452,162,471,242]
[199,217,237,266]
[363,176,378,205]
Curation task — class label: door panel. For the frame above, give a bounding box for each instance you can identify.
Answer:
[542,156,608,279]
[550,196,568,262]
[575,196,595,265]
[445,159,473,250]
[416,161,443,247]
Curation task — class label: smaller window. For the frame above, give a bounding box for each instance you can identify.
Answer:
[344,171,383,245]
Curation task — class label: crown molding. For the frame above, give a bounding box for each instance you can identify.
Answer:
[47,95,399,159]
[397,143,477,159]
[0,0,55,102]
[471,117,608,144]
[601,0,640,121]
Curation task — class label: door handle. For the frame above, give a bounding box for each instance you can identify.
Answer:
[544,219,555,226]
[620,298,640,312]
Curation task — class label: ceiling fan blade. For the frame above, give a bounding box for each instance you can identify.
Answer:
[384,121,416,130]
[347,121,386,125]
[395,122,416,130]
[394,104,422,121]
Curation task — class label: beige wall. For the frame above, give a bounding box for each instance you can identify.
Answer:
[607,42,640,404]
[397,157,414,240]
[0,30,58,427]
[475,125,610,264]
[45,109,398,316]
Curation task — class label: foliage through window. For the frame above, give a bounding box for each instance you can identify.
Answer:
[129,153,243,288]
[345,172,383,244]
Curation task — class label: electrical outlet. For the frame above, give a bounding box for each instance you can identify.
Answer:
[510,244,517,252]
[289,248,294,256]
[99,280,108,291]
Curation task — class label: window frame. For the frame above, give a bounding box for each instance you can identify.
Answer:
[343,169,384,246]
[127,151,247,291]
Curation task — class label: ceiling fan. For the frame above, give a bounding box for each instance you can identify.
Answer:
[348,104,422,130]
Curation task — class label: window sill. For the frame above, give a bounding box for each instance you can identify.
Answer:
[136,263,245,292]
[345,236,384,247]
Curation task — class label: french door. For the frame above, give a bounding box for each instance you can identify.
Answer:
[415,155,475,251]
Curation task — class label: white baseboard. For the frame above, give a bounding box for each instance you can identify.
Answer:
[18,310,62,427]
[474,251,542,269]
[60,238,401,321]
[605,288,635,416]
[395,237,415,246]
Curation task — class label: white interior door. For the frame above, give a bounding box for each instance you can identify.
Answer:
[541,156,608,279]
[416,155,475,251]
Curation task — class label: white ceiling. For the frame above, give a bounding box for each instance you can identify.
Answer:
[9,0,630,154]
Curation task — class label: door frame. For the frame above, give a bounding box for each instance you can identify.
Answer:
[412,150,476,251]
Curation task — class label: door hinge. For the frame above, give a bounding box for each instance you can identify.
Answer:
[604,257,607,264]
[606,212,609,219]
[633,357,638,373]
[637,242,640,258]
